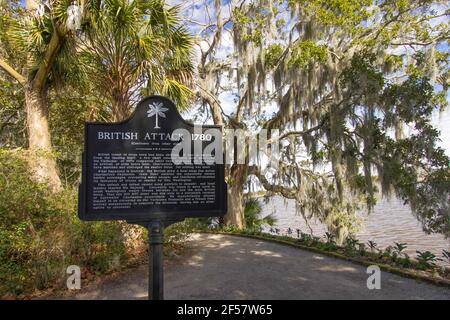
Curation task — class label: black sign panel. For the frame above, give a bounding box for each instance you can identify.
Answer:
[78,96,227,222]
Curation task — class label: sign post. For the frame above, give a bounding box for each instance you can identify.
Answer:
[78,96,227,300]
[148,220,164,300]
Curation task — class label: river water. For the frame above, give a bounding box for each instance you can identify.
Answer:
[260,196,449,266]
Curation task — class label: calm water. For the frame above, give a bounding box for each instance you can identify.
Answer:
[260,196,449,266]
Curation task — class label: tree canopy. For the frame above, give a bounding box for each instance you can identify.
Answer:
[190,0,449,239]
[0,0,448,240]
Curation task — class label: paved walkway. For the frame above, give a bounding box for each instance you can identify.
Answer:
[61,234,449,300]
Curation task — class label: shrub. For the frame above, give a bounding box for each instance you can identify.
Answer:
[442,250,450,263]
[184,217,215,230]
[344,237,359,255]
[0,149,132,297]
[165,219,195,248]
[415,250,439,270]
[392,242,408,260]
[367,240,378,252]
[244,198,276,232]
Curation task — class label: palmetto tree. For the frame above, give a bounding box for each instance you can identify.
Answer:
[0,0,194,189]
[147,102,168,129]
[78,0,194,121]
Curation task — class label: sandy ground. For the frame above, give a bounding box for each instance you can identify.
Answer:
[54,233,449,300]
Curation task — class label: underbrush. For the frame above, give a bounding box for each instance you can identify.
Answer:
[0,149,190,298]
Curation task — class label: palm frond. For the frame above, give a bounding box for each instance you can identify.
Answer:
[162,79,193,111]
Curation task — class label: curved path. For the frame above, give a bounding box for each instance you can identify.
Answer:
[63,234,449,300]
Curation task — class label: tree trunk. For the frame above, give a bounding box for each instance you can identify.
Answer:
[111,92,129,122]
[224,164,247,229]
[25,87,62,191]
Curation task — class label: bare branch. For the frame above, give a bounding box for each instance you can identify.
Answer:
[0,58,26,84]
[235,87,248,123]
[391,34,450,46]
[248,165,297,199]
[275,119,326,143]
[200,16,231,67]
[196,82,225,126]
[32,30,64,91]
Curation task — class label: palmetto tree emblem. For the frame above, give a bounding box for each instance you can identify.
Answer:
[147,102,168,129]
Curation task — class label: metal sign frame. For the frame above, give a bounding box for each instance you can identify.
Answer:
[77,96,228,300]
[78,95,227,222]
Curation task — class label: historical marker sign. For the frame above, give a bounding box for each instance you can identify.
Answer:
[78,95,227,222]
